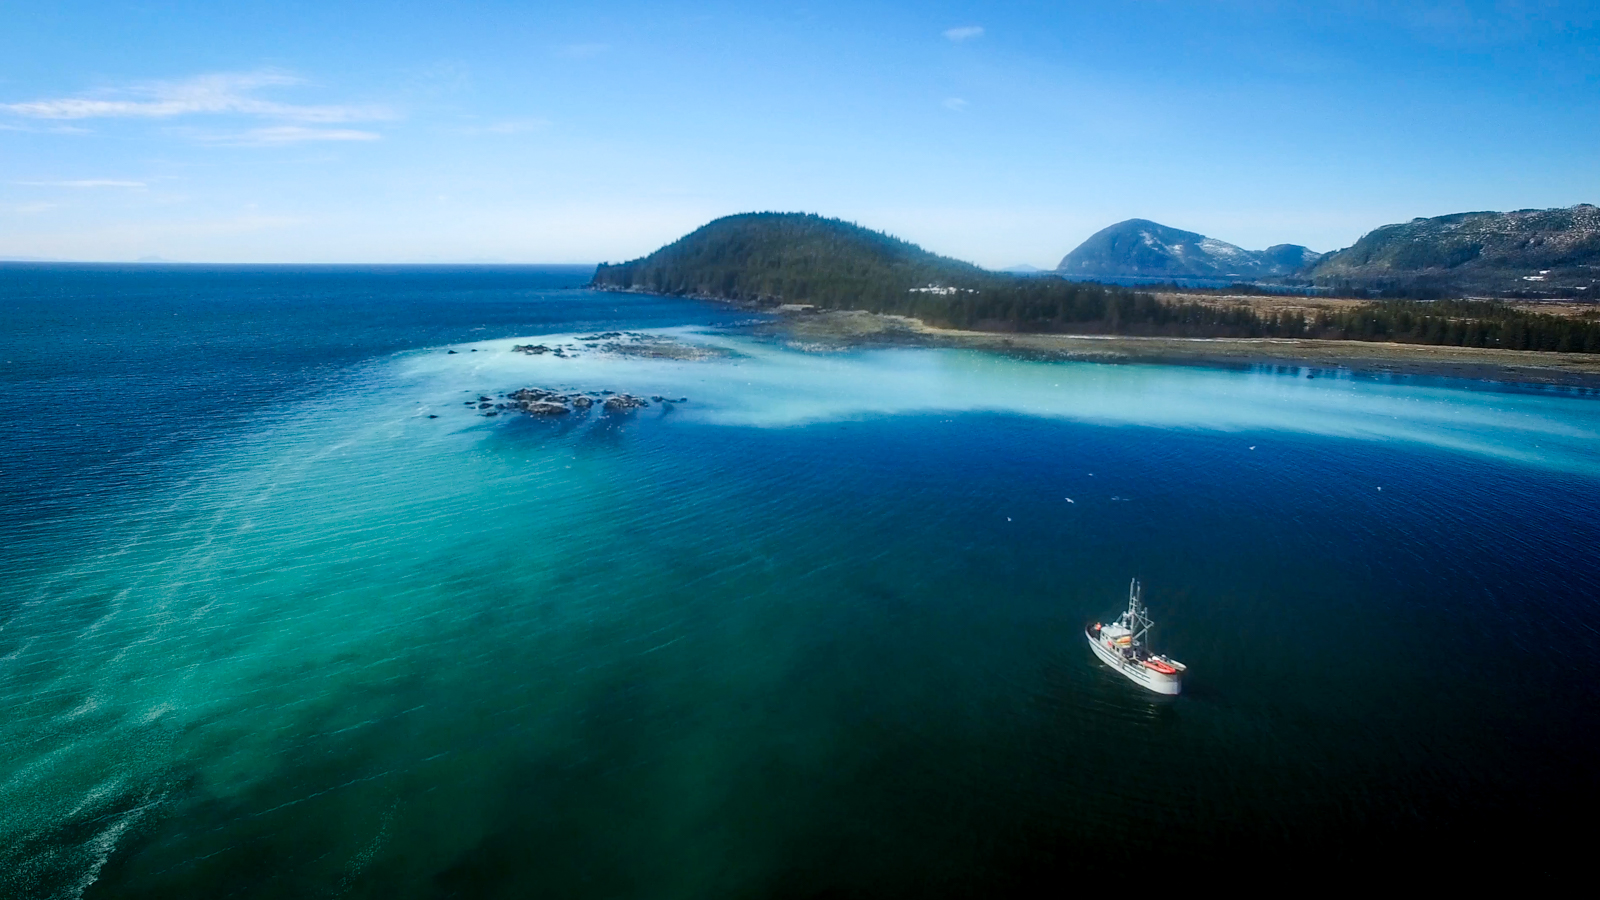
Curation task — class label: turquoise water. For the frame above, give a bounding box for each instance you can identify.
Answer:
[3,266,1600,895]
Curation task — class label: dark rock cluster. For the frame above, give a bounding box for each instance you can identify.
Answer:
[462,386,688,418]
[500,332,719,361]
[507,387,583,415]
[436,335,707,419]
[602,394,647,411]
[512,344,576,358]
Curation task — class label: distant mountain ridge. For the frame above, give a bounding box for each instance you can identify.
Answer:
[590,212,1231,332]
[1307,205,1600,293]
[1056,219,1321,280]
[590,211,1600,352]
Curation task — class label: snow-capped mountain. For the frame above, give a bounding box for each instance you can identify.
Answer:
[1056,219,1320,279]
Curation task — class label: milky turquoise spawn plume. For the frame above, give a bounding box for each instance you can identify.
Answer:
[2,265,1599,897]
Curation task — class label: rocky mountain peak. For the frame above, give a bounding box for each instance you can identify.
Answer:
[1057,219,1320,279]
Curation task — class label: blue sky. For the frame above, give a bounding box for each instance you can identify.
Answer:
[2,1,1596,266]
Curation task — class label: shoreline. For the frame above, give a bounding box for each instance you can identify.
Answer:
[751,308,1600,389]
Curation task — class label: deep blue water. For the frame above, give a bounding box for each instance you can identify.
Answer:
[2,265,1599,896]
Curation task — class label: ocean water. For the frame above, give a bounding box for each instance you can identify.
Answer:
[2,265,1599,896]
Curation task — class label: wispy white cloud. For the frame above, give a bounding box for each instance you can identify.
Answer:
[559,43,610,59]
[5,202,60,214]
[943,97,969,112]
[943,26,984,42]
[195,126,382,146]
[0,121,92,135]
[1,71,391,123]
[16,179,147,189]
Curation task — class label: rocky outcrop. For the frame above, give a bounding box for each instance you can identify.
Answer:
[506,387,583,415]
[601,394,648,412]
[503,332,728,360]
[477,386,689,418]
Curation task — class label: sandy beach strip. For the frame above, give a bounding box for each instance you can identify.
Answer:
[759,309,1600,388]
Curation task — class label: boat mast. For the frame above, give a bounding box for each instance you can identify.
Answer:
[1127,578,1152,648]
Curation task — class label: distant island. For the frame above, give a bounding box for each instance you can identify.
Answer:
[591,213,1600,364]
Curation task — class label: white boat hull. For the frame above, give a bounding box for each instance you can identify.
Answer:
[1087,630,1183,695]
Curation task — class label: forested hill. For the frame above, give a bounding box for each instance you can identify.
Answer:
[591,212,988,308]
[1308,205,1600,294]
[591,212,1600,352]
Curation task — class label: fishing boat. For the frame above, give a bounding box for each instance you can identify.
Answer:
[1087,579,1186,695]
